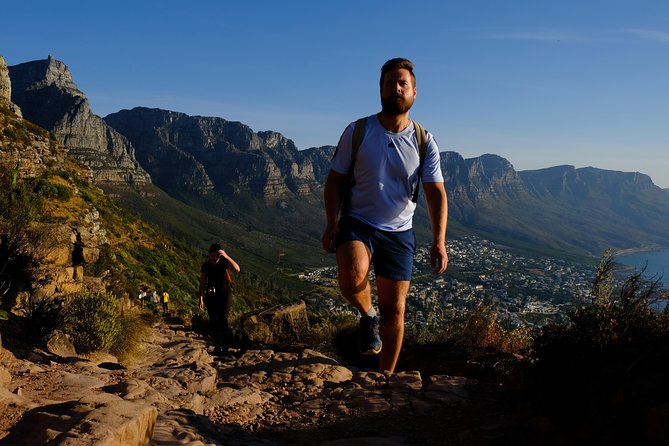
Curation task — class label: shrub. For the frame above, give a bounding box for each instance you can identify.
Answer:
[109,310,150,365]
[0,166,52,312]
[525,251,669,441]
[64,291,121,353]
[308,311,358,357]
[534,250,669,362]
[20,295,65,343]
[454,304,532,354]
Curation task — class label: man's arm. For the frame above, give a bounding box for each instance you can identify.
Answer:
[322,169,348,252]
[198,271,207,310]
[423,182,448,274]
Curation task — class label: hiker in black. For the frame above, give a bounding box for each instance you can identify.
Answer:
[199,242,241,355]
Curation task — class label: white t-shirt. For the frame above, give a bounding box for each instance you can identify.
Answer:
[330,114,443,232]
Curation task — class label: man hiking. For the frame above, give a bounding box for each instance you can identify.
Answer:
[322,57,448,373]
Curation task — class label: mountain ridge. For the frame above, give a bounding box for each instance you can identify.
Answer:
[8,56,152,188]
[7,56,669,259]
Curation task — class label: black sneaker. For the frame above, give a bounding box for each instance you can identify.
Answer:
[358,315,382,355]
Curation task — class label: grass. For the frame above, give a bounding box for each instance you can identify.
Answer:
[109,310,154,365]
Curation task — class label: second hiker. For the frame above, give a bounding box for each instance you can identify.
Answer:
[199,242,241,355]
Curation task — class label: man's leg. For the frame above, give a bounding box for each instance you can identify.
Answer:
[336,240,373,314]
[376,277,410,373]
[337,240,383,355]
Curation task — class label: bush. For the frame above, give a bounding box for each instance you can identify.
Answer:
[457,304,532,354]
[64,291,121,353]
[20,295,65,343]
[533,250,669,362]
[308,312,359,357]
[525,251,669,441]
[109,311,150,365]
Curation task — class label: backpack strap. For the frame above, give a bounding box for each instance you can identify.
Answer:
[346,117,428,204]
[349,117,367,187]
[411,120,428,203]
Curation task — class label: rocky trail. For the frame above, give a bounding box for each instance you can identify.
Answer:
[0,319,529,446]
[4,318,667,445]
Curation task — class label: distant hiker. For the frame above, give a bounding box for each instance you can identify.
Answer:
[322,58,448,373]
[151,290,159,305]
[199,242,241,355]
[138,290,147,307]
[162,291,170,315]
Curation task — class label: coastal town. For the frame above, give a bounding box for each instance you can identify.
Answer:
[298,235,616,330]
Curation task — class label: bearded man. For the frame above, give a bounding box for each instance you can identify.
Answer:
[322,58,448,373]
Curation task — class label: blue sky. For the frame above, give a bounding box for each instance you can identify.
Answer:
[3,0,668,187]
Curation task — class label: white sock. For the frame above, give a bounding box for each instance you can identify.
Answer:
[363,307,377,318]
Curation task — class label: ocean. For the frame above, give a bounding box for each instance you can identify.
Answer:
[617,249,669,311]
[617,249,669,281]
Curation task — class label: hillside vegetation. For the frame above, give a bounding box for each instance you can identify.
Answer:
[0,104,299,320]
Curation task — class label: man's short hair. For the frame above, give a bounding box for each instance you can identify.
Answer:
[380,58,416,87]
[208,242,222,254]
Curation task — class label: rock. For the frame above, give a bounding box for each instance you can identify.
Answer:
[46,330,77,358]
[0,393,156,446]
[424,375,469,405]
[206,387,273,408]
[240,301,310,345]
[0,366,11,388]
[388,371,423,391]
[0,55,21,116]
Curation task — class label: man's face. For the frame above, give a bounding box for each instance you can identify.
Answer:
[209,251,221,262]
[380,68,416,115]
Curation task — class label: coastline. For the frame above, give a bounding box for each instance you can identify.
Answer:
[612,245,669,257]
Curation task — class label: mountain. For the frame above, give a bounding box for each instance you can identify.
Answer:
[8,56,151,188]
[104,107,325,200]
[7,56,669,260]
[441,155,669,255]
[103,107,332,249]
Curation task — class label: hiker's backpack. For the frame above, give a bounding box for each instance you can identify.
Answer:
[347,117,429,204]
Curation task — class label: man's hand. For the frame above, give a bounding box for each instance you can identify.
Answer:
[199,296,205,311]
[430,243,448,275]
[321,225,338,253]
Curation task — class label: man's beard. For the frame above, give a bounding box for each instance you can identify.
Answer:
[381,94,414,115]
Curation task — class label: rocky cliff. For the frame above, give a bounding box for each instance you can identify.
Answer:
[1,57,67,179]
[104,107,319,200]
[1,66,106,308]
[0,55,21,117]
[8,56,151,188]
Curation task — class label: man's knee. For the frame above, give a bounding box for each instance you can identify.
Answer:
[379,301,405,321]
[336,241,371,294]
[338,264,369,292]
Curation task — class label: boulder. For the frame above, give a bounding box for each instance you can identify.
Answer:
[240,301,310,346]
[46,330,77,358]
[0,393,156,446]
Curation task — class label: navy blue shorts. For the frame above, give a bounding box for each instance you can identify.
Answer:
[336,216,416,281]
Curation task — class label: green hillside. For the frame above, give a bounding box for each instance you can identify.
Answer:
[0,105,304,318]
